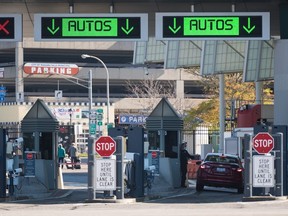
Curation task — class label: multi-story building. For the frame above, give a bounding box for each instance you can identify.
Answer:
[0,1,208,150]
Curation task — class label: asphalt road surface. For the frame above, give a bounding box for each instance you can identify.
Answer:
[1,195,288,216]
[2,158,288,216]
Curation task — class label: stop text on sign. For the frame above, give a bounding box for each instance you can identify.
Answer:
[253,139,273,148]
[96,142,115,152]
[156,12,270,40]
[252,132,274,154]
[34,13,148,41]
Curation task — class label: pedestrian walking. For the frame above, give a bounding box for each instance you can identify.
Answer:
[58,144,66,169]
[68,143,78,170]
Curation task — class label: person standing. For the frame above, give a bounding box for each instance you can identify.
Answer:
[58,144,66,169]
[180,142,195,188]
[68,143,78,170]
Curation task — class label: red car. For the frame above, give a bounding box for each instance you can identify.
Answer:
[196,153,244,193]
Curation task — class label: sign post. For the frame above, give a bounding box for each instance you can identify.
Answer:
[156,12,270,40]
[34,13,148,41]
[94,136,117,195]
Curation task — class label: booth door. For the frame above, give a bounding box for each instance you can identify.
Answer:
[164,131,178,158]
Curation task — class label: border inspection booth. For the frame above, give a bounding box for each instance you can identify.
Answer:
[146,98,183,188]
[20,99,59,193]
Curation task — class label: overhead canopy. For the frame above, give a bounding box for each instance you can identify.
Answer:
[146,97,183,130]
[21,99,59,132]
[134,38,274,82]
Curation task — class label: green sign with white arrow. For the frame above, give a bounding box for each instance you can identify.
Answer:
[35,13,148,41]
[156,12,270,40]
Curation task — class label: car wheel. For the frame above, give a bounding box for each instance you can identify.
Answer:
[196,181,204,192]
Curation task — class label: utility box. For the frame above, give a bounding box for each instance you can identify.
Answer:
[237,104,274,127]
[237,104,261,127]
[225,137,238,155]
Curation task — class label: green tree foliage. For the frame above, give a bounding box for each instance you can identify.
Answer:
[184,71,273,130]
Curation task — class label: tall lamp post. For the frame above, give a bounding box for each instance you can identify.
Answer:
[81,54,110,200]
[81,54,110,128]
[68,108,73,145]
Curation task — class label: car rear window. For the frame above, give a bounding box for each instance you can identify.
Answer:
[205,155,239,164]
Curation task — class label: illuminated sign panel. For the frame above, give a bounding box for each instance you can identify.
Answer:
[62,18,118,37]
[156,12,270,40]
[0,14,22,42]
[35,14,148,41]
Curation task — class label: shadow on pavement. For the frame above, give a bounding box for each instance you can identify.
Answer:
[4,186,244,205]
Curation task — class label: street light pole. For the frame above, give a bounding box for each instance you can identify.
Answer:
[87,69,95,200]
[81,55,111,201]
[81,54,110,129]
[68,108,73,145]
[50,71,94,199]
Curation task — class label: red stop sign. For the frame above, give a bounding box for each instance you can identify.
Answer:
[252,132,274,154]
[95,136,116,157]
[151,151,157,158]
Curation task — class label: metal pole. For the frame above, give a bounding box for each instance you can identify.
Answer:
[106,66,110,127]
[81,55,110,131]
[89,70,93,125]
[69,108,73,144]
[92,56,110,127]
[219,74,225,154]
[88,69,95,200]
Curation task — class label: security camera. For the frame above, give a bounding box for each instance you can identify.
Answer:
[15,137,23,143]
[13,168,22,174]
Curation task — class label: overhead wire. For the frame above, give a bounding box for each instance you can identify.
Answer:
[24,0,34,27]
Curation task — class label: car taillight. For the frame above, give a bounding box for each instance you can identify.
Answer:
[236,168,243,172]
[200,164,210,169]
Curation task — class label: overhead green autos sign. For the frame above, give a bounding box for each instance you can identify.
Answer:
[156,12,270,40]
[34,14,148,41]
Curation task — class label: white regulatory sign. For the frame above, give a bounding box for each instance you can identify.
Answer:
[253,155,274,188]
[55,90,62,99]
[95,159,116,191]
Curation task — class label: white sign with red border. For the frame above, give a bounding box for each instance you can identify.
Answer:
[95,136,116,157]
[23,62,79,75]
[252,132,274,154]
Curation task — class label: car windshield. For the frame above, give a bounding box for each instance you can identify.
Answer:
[205,155,239,164]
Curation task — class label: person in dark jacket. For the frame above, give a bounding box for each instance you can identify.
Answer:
[180,142,195,188]
[68,143,78,170]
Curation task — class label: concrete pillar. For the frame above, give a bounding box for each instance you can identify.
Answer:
[15,42,24,102]
[274,40,288,125]
[255,82,263,104]
[219,74,225,154]
[175,80,184,98]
